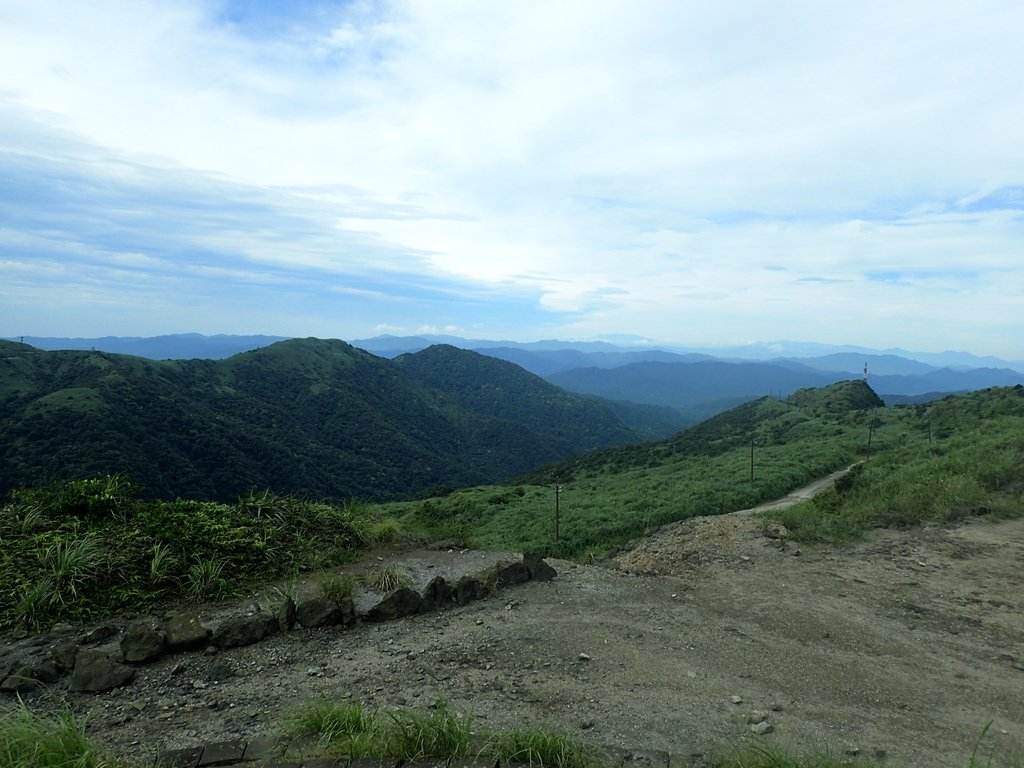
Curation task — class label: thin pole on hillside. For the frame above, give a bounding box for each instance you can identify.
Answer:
[750,439,757,483]
[554,479,562,542]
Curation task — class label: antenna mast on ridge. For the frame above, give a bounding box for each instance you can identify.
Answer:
[863,362,868,381]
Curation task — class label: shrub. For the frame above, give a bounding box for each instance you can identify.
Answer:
[364,563,413,592]
[319,573,355,602]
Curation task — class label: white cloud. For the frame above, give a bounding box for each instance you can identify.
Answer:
[1,0,1023,354]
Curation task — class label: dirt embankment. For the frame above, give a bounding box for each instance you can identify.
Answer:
[6,474,1024,767]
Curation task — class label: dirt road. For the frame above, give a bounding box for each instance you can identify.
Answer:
[10,476,1024,767]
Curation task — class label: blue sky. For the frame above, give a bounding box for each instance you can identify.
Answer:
[1,1,1023,357]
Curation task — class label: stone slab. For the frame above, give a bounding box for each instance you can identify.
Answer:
[199,740,248,766]
[158,746,204,768]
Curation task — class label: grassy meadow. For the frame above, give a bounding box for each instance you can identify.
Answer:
[2,382,1022,631]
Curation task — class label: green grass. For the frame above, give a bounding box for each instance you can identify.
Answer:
[363,563,414,592]
[485,726,601,768]
[0,479,374,630]
[377,386,1024,558]
[0,704,124,768]
[765,411,1024,543]
[284,699,471,760]
[318,572,356,602]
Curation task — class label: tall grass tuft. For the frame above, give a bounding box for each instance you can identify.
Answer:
[484,726,601,768]
[384,700,471,759]
[0,704,124,768]
[364,563,413,592]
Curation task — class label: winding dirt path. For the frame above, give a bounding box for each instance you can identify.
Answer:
[7,466,1023,768]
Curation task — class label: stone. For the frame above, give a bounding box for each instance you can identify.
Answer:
[157,746,203,768]
[492,560,531,588]
[454,576,487,604]
[207,660,234,681]
[81,624,119,644]
[243,734,285,761]
[198,739,246,766]
[121,621,166,663]
[164,614,211,652]
[366,588,423,622]
[295,597,354,629]
[523,552,557,581]
[50,638,80,672]
[277,596,296,631]
[70,648,136,692]
[420,576,453,613]
[730,695,743,704]
[750,721,774,736]
[765,523,790,539]
[211,613,278,649]
[578,652,592,662]
[1,659,61,691]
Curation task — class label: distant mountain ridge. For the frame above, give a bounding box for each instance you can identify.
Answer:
[4,333,289,359]
[0,339,642,502]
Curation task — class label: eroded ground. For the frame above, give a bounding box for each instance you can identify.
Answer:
[8,506,1024,767]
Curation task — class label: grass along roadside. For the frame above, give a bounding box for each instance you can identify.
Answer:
[762,411,1024,544]
[2,690,1019,768]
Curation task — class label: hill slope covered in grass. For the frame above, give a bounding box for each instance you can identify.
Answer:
[0,338,641,502]
[379,382,1024,558]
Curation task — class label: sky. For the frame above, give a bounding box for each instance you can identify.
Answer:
[1,1,1023,358]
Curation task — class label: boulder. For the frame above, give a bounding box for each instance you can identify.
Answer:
[211,613,278,649]
[295,597,355,629]
[1,659,60,692]
[120,621,165,663]
[365,587,422,622]
[50,638,80,672]
[493,561,532,589]
[81,625,118,644]
[523,552,557,581]
[70,648,135,692]
[278,596,296,631]
[454,575,487,604]
[163,614,211,652]
[420,576,453,613]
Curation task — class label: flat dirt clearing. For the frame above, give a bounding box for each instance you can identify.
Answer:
[13,494,1024,767]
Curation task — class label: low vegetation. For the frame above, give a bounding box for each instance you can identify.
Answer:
[285,698,597,768]
[0,704,124,768]
[0,479,377,630]
[2,701,1018,768]
[5,384,1021,631]
[767,387,1024,543]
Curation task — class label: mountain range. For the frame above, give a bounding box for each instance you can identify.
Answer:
[5,333,1023,432]
[0,339,641,502]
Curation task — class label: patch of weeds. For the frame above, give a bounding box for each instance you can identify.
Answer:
[484,726,602,768]
[319,572,355,602]
[39,533,101,607]
[12,579,53,631]
[369,517,403,544]
[0,703,125,768]
[364,563,413,592]
[184,556,227,601]
[148,543,178,584]
[384,700,471,759]
[286,700,379,755]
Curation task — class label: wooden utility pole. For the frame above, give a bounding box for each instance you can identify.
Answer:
[553,479,562,542]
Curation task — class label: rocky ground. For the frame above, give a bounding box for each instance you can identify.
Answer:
[4,478,1023,768]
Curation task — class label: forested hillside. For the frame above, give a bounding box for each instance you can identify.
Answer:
[0,338,641,502]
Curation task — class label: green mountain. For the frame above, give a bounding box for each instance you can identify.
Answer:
[0,338,641,502]
[381,381,1024,557]
[394,345,636,452]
